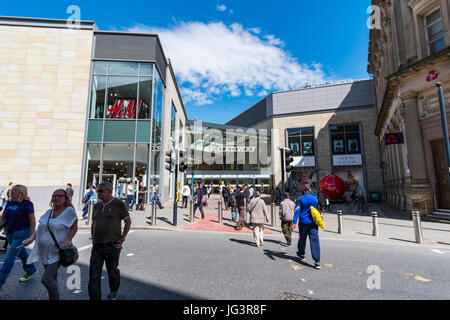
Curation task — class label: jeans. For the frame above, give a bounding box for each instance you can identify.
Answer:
[236,206,246,230]
[42,262,60,300]
[88,244,122,300]
[231,207,238,221]
[182,196,188,208]
[126,195,135,210]
[297,224,320,264]
[0,228,37,290]
[223,197,229,210]
[194,201,205,218]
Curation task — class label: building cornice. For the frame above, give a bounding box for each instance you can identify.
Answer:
[0,15,97,30]
[374,46,450,136]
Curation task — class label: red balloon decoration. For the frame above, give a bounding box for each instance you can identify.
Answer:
[320,175,346,200]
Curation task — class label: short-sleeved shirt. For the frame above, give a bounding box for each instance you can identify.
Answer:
[235,192,246,208]
[92,198,129,245]
[139,186,148,198]
[2,200,34,233]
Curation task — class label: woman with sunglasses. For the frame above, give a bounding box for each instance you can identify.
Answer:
[0,185,37,292]
[25,189,78,300]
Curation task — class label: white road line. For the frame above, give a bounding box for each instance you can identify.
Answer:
[431,249,445,255]
[0,260,21,265]
[78,245,93,252]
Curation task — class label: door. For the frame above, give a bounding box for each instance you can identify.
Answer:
[432,140,450,209]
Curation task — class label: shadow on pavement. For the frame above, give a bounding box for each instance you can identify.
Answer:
[0,258,199,300]
[262,249,315,269]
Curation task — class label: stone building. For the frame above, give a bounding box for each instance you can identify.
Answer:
[368,0,450,217]
[226,79,384,198]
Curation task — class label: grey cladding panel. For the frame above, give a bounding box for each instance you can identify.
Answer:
[94,33,167,81]
[226,98,268,127]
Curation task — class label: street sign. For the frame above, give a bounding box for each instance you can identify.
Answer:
[385,133,404,145]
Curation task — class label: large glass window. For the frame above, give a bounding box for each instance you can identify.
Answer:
[90,61,153,120]
[150,71,164,192]
[171,103,177,140]
[287,128,315,156]
[426,8,445,54]
[86,144,101,187]
[330,124,361,155]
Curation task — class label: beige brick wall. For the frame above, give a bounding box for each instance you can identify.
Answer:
[0,25,93,188]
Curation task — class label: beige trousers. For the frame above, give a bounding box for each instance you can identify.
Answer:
[253,223,264,246]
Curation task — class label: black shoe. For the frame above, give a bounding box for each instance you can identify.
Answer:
[107,291,118,300]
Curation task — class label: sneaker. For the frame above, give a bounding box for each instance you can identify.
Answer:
[18,273,36,282]
[314,263,321,270]
[107,291,118,300]
[299,255,306,262]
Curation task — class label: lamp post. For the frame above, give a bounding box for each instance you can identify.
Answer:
[437,82,450,188]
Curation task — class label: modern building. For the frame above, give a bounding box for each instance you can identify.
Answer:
[226,79,384,198]
[368,0,450,215]
[0,16,187,210]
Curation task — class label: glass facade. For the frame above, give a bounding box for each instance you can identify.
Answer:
[287,128,315,156]
[330,124,361,155]
[85,61,165,202]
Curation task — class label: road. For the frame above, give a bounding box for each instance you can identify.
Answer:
[0,229,449,300]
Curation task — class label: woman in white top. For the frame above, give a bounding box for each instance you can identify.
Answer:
[25,189,78,300]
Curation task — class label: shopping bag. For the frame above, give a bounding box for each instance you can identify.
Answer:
[311,206,325,229]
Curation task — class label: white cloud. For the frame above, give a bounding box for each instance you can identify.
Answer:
[127,21,326,106]
[216,4,227,12]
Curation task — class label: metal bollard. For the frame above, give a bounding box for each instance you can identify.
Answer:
[412,211,423,244]
[151,201,157,227]
[337,210,344,235]
[271,203,276,227]
[372,211,379,237]
[218,200,223,225]
[190,199,194,223]
[86,201,94,226]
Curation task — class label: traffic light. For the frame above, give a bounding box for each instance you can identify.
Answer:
[165,150,173,172]
[178,150,188,172]
[285,148,294,173]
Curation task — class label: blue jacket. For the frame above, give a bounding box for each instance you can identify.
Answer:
[293,193,319,225]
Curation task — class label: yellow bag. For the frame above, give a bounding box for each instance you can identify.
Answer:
[310,206,325,229]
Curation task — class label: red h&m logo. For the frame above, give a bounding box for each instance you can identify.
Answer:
[107,99,143,119]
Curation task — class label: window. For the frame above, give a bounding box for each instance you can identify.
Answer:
[330,124,361,155]
[90,61,153,120]
[426,8,445,54]
[171,103,177,140]
[287,128,315,156]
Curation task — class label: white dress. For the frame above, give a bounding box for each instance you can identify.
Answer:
[27,207,78,265]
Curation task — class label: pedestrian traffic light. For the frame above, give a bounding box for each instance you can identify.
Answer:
[165,150,173,172]
[285,148,294,173]
[178,150,188,172]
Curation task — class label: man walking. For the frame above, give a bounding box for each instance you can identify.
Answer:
[89,182,132,300]
[193,184,205,219]
[65,183,74,201]
[126,181,135,211]
[292,185,321,270]
[222,185,230,210]
[235,186,247,231]
[181,184,190,209]
[279,193,295,246]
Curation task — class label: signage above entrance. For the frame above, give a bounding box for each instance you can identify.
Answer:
[333,154,362,166]
[292,156,315,168]
[385,133,404,145]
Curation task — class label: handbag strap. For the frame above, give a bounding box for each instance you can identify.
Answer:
[47,210,61,250]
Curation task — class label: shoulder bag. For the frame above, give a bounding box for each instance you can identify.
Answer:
[47,211,79,267]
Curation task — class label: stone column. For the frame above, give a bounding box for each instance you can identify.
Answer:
[401,91,433,213]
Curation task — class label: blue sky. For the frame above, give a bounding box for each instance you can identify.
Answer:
[1,0,372,123]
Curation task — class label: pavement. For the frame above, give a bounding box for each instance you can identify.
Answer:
[0,229,449,300]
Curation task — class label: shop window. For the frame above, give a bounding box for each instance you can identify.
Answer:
[425,8,445,55]
[330,124,361,155]
[86,143,101,188]
[90,61,153,120]
[287,128,315,156]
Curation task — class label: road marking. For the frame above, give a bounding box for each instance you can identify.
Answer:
[308,290,314,295]
[127,253,134,257]
[431,249,445,255]
[290,264,304,271]
[300,278,306,282]
[0,260,20,265]
[78,245,93,252]
[414,275,432,283]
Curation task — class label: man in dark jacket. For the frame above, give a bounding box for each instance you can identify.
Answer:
[194,184,205,219]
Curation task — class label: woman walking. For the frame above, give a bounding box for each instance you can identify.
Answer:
[248,191,269,247]
[25,189,78,300]
[0,185,37,291]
